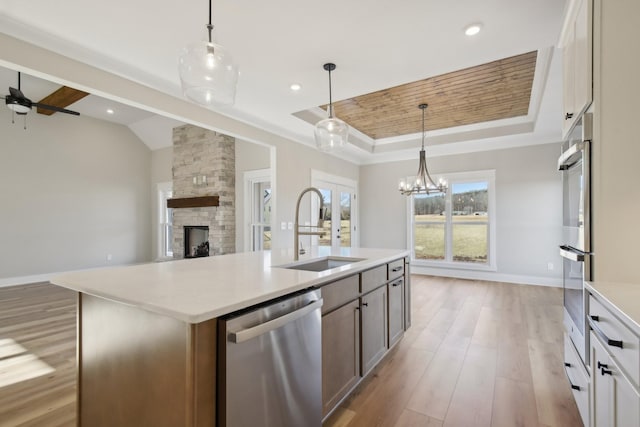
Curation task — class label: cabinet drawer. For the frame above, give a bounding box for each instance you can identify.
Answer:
[387,259,404,281]
[564,334,589,426]
[361,265,387,294]
[321,275,359,314]
[589,295,640,387]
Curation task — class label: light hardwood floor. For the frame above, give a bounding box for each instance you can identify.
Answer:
[324,275,583,427]
[0,277,582,427]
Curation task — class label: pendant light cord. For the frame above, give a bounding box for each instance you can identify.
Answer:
[328,68,333,118]
[207,0,213,43]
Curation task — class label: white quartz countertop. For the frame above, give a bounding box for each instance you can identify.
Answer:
[585,281,640,335]
[51,247,408,323]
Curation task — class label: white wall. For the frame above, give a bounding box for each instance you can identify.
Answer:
[0,109,152,284]
[360,143,563,285]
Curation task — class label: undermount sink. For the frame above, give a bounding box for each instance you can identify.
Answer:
[278,256,366,272]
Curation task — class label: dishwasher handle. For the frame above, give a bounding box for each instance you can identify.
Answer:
[229,298,323,344]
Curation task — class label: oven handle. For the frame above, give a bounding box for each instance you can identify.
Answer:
[558,140,585,170]
[559,245,586,262]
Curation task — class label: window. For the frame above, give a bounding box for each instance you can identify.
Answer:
[409,170,495,270]
[157,182,173,259]
[244,169,272,252]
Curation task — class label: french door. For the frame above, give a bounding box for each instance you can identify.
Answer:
[312,173,357,250]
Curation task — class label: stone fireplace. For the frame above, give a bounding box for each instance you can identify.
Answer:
[171,125,235,258]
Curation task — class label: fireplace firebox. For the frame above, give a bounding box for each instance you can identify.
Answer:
[184,226,209,258]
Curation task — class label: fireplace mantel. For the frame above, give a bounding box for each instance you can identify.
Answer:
[167,196,219,209]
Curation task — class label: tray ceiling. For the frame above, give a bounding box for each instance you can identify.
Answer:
[316,51,537,140]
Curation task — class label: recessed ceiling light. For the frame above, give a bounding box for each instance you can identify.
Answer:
[290,83,302,91]
[106,108,114,114]
[464,23,482,36]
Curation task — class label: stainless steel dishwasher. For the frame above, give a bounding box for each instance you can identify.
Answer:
[218,289,323,427]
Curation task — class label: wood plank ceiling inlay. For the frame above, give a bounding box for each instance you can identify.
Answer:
[323,51,537,140]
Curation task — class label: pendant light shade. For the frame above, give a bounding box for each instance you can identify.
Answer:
[178,0,239,107]
[315,63,348,152]
[398,104,447,195]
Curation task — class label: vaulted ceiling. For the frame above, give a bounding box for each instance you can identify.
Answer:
[0,0,568,163]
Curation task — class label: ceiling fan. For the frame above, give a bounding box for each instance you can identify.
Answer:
[2,72,80,128]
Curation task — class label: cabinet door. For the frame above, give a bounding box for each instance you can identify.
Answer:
[591,331,612,427]
[591,331,640,427]
[322,300,360,417]
[361,285,387,376]
[388,278,404,348]
[562,0,593,138]
[611,363,640,427]
[573,0,592,123]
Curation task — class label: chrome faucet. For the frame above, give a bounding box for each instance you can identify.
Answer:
[294,187,326,261]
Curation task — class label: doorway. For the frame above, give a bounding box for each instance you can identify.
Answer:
[312,171,358,249]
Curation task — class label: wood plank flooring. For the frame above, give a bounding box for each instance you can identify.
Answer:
[0,277,582,427]
[325,276,583,427]
[0,283,76,427]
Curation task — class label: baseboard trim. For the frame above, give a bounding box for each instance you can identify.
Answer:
[411,266,563,288]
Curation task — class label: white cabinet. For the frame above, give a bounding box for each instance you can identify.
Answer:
[587,288,640,427]
[590,331,640,426]
[561,0,593,138]
[564,334,590,426]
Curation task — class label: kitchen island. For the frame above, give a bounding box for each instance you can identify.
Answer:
[52,247,409,427]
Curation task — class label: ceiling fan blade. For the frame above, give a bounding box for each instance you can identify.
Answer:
[37,86,88,116]
[9,87,27,100]
[33,102,80,116]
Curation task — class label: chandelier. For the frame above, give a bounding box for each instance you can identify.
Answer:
[398,104,447,195]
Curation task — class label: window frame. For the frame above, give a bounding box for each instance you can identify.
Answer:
[407,169,496,271]
[157,181,173,260]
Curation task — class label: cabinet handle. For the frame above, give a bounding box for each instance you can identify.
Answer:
[392,281,401,287]
[589,316,624,348]
[362,302,368,307]
[597,361,608,370]
[565,112,574,120]
[563,363,580,391]
[564,362,571,367]
[601,367,613,376]
[391,267,403,272]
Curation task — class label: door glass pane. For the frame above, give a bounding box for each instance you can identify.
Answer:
[261,186,272,250]
[413,193,445,260]
[250,182,271,251]
[340,192,351,247]
[451,181,488,263]
[319,188,332,246]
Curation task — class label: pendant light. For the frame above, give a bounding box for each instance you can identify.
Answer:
[314,63,348,152]
[178,0,239,107]
[398,104,447,195]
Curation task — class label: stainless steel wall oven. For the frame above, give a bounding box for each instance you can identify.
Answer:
[558,113,592,366]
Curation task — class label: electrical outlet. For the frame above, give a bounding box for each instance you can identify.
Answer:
[281,222,286,230]
[106,254,113,262]
[287,222,293,230]
[547,262,554,271]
